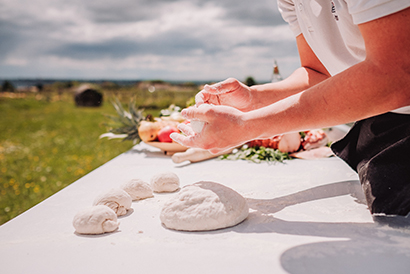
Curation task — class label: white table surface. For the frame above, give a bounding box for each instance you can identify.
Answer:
[1,142,410,274]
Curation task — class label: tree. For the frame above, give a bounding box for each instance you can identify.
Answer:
[245,76,256,87]
[1,80,15,92]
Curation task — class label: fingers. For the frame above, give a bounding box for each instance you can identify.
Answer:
[171,130,233,155]
[170,123,198,148]
[170,132,186,146]
[207,78,240,95]
[181,105,212,121]
[170,132,196,148]
[196,78,240,106]
[177,123,195,136]
[196,85,218,106]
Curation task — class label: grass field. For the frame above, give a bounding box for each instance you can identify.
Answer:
[0,87,196,225]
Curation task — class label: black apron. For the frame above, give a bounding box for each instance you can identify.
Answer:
[331,112,410,216]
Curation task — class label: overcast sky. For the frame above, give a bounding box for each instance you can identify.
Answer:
[0,0,300,82]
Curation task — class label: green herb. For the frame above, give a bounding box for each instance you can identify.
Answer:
[219,145,292,163]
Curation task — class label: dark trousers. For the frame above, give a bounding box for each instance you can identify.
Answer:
[331,112,410,216]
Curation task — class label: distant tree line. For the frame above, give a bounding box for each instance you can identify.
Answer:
[245,76,256,87]
[1,80,15,92]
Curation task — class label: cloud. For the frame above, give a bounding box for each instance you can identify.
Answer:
[212,0,286,27]
[47,30,211,60]
[0,0,299,81]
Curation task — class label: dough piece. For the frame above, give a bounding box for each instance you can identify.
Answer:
[73,205,119,235]
[190,120,205,133]
[93,188,132,216]
[160,181,249,231]
[150,172,180,193]
[120,179,154,200]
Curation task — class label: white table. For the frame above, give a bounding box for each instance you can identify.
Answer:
[1,142,410,274]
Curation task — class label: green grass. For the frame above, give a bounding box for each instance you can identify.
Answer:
[0,92,150,225]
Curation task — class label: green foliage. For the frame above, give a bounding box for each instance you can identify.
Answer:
[181,82,197,88]
[1,80,15,92]
[52,81,75,90]
[150,80,165,84]
[186,96,196,107]
[102,86,197,110]
[101,81,119,90]
[0,81,199,225]
[220,145,291,163]
[245,76,256,87]
[0,94,132,225]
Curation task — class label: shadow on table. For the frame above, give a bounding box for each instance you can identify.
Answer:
[225,180,410,273]
[128,147,173,159]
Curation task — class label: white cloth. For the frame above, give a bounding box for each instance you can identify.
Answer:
[278,0,410,114]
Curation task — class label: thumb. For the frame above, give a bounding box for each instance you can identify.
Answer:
[195,84,219,106]
[196,78,243,105]
[195,92,206,106]
[207,78,243,94]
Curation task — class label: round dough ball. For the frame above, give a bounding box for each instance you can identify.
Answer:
[73,205,119,235]
[150,172,180,193]
[120,179,154,200]
[93,188,132,216]
[160,181,249,231]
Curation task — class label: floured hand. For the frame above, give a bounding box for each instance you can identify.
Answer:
[195,78,254,112]
[170,104,250,154]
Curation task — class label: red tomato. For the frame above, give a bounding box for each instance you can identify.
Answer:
[157,126,179,142]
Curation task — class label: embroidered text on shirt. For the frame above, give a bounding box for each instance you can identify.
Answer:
[331,1,339,21]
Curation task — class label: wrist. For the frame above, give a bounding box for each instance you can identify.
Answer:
[241,110,270,141]
[247,85,263,111]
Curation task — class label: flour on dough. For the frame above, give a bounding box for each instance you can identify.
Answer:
[150,172,180,193]
[160,181,249,231]
[93,188,132,216]
[121,179,154,200]
[190,120,205,133]
[73,205,119,235]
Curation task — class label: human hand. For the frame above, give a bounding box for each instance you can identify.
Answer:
[195,78,254,112]
[170,104,249,154]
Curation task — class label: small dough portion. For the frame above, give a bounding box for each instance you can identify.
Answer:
[73,205,119,235]
[190,120,205,133]
[150,172,180,193]
[160,181,249,231]
[93,188,132,216]
[120,179,154,200]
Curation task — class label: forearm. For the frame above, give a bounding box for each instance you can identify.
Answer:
[244,59,410,139]
[249,66,330,110]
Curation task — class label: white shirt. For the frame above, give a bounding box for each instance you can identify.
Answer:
[278,0,410,114]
